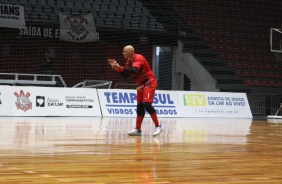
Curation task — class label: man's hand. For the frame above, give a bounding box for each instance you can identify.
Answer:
[111,62,120,70]
[108,59,117,65]
[108,59,120,70]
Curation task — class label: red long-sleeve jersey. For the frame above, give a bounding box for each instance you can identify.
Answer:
[117,54,157,88]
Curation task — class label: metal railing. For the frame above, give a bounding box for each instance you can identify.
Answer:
[0,73,67,87]
[72,80,112,89]
[114,83,137,89]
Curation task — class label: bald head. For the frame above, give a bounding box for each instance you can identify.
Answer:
[123,45,135,60]
[124,45,134,52]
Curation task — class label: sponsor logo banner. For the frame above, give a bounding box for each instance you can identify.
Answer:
[0,4,25,29]
[177,91,252,118]
[2,86,102,116]
[98,89,182,117]
[59,13,99,42]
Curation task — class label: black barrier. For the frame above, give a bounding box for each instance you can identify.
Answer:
[247,94,282,116]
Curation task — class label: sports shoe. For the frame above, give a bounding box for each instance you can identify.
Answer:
[153,124,163,136]
[127,129,142,136]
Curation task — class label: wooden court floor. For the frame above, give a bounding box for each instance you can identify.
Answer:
[0,117,282,184]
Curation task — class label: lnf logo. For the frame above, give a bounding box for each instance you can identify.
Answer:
[183,94,206,106]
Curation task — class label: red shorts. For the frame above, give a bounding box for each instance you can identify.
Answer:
[137,86,156,103]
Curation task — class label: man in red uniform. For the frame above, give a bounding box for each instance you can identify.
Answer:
[108,45,163,136]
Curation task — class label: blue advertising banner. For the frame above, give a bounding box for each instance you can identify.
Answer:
[98,89,182,117]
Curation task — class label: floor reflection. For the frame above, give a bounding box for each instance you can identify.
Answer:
[1,117,282,183]
[0,117,252,156]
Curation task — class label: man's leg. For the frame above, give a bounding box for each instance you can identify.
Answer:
[127,89,144,136]
[143,102,159,127]
[143,87,163,136]
[136,102,145,130]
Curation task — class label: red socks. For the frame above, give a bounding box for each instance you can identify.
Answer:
[136,112,160,130]
[136,116,144,130]
[150,112,160,127]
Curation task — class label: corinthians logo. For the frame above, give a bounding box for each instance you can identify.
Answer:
[61,13,99,42]
[64,15,90,41]
[14,90,32,111]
